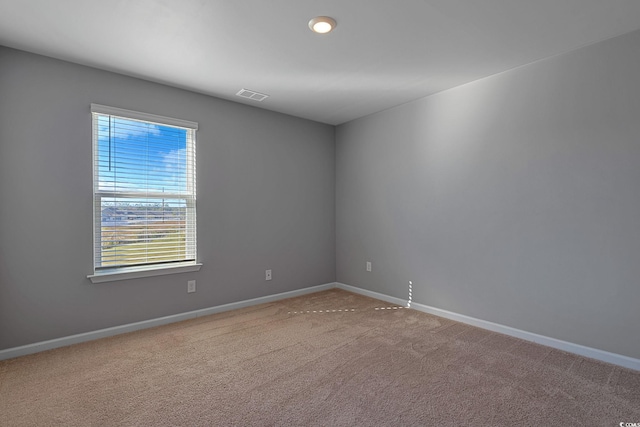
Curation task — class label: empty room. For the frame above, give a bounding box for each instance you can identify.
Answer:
[1,1,640,425]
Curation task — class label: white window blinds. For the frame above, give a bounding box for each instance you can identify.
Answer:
[91,104,197,271]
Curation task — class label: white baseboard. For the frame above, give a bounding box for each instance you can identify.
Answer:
[4,281,639,372]
[336,282,640,372]
[0,282,335,361]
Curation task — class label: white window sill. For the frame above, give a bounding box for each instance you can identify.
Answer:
[88,262,202,283]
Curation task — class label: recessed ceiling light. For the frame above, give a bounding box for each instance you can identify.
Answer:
[308,16,336,34]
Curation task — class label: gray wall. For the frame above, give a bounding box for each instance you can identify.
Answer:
[336,29,640,359]
[3,28,640,360]
[0,47,336,350]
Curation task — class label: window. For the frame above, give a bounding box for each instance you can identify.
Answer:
[89,104,200,282]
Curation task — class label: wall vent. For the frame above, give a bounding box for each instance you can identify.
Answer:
[236,89,269,102]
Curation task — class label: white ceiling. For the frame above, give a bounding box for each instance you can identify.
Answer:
[2,1,640,125]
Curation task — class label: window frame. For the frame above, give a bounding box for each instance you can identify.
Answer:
[88,104,201,283]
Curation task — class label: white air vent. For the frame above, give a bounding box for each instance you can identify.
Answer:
[236,89,269,102]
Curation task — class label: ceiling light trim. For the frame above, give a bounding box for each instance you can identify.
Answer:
[308,16,337,34]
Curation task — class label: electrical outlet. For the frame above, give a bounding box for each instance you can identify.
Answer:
[366,261,372,272]
[187,280,196,293]
[265,269,272,281]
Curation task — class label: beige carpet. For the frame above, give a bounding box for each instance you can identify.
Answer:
[1,289,639,426]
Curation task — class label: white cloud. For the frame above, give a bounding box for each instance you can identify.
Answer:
[159,148,188,191]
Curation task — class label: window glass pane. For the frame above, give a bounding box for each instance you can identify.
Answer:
[99,198,192,268]
[96,116,189,194]
[93,109,196,271]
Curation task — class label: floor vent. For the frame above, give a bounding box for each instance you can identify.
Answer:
[236,89,269,102]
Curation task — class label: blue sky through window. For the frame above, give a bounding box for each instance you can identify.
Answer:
[96,115,188,195]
